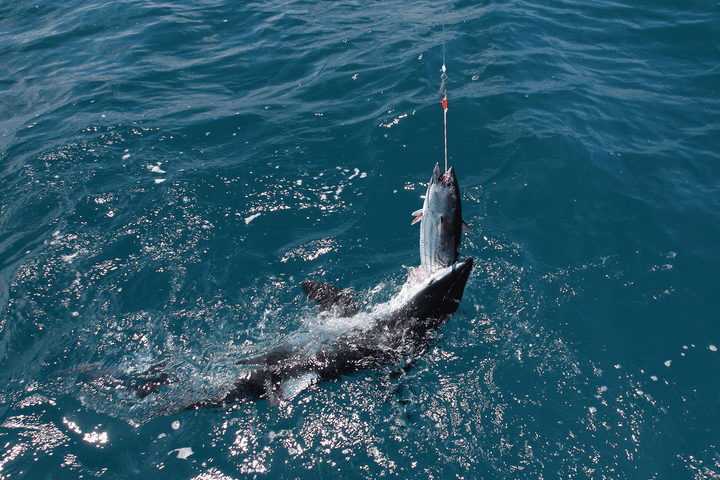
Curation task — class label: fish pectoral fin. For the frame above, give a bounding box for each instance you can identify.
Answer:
[301,280,359,317]
[411,210,423,225]
[462,219,474,236]
[437,215,444,235]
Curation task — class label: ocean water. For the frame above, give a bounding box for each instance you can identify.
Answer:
[1,0,719,478]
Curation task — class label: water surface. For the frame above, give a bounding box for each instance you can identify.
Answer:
[1,0,719,478]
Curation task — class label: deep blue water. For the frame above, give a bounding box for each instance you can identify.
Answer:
[2,0,720,478]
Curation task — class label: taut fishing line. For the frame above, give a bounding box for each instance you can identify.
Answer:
[440,1,449,173]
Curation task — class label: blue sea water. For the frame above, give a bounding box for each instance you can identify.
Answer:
[1,0,720,478]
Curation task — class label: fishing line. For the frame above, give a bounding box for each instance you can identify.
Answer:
[442,85,448,174]
[442,0,446,71]
[440,1,449,173]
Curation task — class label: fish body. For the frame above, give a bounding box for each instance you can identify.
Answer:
[412,163,464,272]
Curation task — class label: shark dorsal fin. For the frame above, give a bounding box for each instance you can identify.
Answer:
[301,280,359,317]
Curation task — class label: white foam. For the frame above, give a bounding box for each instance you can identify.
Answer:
[61,251,80,263]
[82,431,108,444]
[174,447,193,459]
[308,261,464,339]
[281,373,318,401]
[245,213,261,224]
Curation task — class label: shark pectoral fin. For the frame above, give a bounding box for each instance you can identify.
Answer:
[265,374,281,406]
[411,210,423,225]
[301,280,359,317]
[462,219,474,236]
[280,372,318,402]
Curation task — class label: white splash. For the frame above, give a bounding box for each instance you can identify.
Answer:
[173,447,193,460]
[245,213,262,224]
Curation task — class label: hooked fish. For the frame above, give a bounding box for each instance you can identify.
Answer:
[412,163,471,272]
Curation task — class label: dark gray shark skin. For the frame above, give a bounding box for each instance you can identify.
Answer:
[412,163,469,273]
[185,257,474,409]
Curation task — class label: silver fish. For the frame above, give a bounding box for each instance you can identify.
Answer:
[412,163,470,272]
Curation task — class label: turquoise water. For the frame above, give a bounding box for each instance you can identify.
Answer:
[2,0,719,478]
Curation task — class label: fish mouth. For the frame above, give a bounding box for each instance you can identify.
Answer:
[429,163,457,187]
[443,166,456,187]
[430,163,444,185]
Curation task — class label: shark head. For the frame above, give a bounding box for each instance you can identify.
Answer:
[392,257,474,329]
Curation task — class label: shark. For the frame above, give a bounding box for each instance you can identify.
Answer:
[126,164,474,411]
[178,257,474,408]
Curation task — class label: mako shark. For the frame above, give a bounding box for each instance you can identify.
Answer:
[128,164,474,410]
[176,257,473,408]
